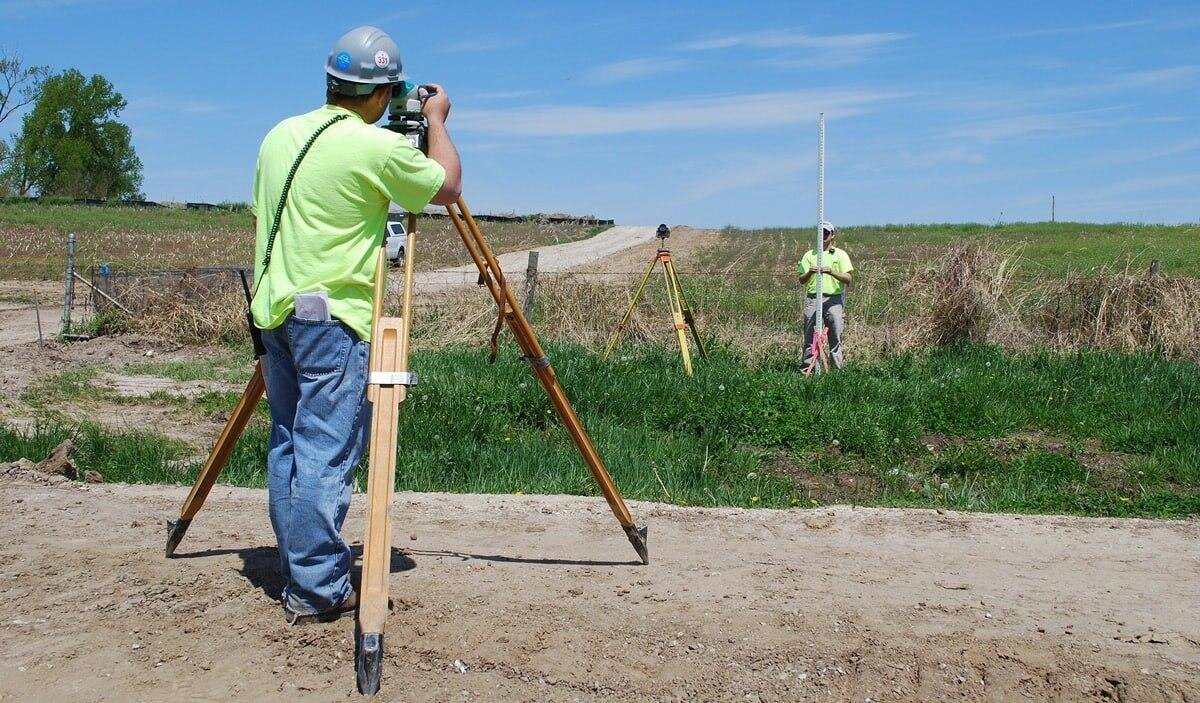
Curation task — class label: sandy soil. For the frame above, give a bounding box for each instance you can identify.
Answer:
[0,281,63,350]
[1,471,1197,702]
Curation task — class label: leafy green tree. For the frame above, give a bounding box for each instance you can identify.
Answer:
[0,50,49,127]
[0,50,49,196]
[5,68,143,199]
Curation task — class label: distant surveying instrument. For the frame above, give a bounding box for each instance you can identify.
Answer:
[162,81,649,696]
[602,224,708,376]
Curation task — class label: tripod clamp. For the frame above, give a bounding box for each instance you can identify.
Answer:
[368,371,419,386]
[520,355,550,368]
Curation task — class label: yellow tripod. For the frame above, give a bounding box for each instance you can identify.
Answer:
[602,226,707,375]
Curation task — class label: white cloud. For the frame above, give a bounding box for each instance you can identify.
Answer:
[366,9,422,24]
[585,57,694,84]
[453,88,909,137]
[937,64,1198,117]
[944,108,1181,142]
[678,28,908,70]
[1106,65,1197,89]
[1002,20,1152,39]
[680,29,909,52]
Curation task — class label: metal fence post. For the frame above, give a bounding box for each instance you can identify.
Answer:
[60,232,76,336]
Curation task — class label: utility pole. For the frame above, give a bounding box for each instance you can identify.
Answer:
[1051,195,1056,223]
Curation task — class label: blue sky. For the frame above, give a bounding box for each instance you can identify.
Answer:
[2,0,1197,226]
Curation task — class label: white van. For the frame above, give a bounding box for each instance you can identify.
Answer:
[385,218,407,267]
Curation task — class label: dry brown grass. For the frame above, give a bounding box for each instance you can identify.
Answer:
[131,286,247,346]
[106,239,1200,364]
[1034,269,1200,360]
[905,242,1019,348]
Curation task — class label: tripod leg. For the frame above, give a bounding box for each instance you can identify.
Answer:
[662,259,694,376]
[356,318,407,695]
[447,198,648,564]
[165,361,265,557]
[666,260,708,360]
[357,234,417,694]
[601,253,658,362]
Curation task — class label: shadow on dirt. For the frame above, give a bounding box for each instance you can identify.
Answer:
[407,548,640,568]
[172,545,416,599]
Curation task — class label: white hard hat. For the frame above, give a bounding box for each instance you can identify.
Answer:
[820,220,836,235]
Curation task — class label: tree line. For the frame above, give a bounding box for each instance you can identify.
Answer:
[0,50,143,200]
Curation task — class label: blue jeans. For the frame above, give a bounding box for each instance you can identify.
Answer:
[261,316,371,615]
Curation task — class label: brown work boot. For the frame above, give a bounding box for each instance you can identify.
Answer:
[285,590,358,626]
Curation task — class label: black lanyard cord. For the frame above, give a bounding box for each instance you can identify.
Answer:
[251,113,350,301]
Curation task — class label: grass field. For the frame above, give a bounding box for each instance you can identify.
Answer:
[0,202,605,279]
[6,343,1197,519]
[700,222,1200,280]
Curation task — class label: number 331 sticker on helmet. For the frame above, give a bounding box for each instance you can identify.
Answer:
[374,51,390,68]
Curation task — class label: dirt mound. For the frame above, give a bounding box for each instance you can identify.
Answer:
[1,475,1197,701]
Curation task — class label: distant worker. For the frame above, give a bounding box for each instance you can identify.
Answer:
[797,221,853,370]
[250,26,462,624]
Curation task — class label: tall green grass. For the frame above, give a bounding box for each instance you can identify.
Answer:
[0,423,192,483]
[4,344,1197,518]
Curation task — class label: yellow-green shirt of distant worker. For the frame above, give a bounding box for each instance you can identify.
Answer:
[250,104,445,342]
[797,247,854,296]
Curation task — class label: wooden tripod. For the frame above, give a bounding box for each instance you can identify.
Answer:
[601,244,707,375]
[163,198,648,696]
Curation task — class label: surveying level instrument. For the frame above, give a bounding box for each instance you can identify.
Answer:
[163,97,648,695]
[601,224,708,376]
[386,81,431,152]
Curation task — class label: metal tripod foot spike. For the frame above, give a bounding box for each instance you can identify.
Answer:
[624,524,650,565]
[356,632,383,695]
[164,518,191,558]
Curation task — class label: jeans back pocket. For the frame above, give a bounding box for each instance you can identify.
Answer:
[287,317,353,378]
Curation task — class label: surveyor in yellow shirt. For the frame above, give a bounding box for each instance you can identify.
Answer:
[250,26,461,624]
[796,221,853,369]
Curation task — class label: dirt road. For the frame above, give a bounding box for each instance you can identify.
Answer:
[2,472,1197,702]
[408,225,658,292]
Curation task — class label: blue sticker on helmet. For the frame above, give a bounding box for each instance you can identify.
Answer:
[335,51,352,72]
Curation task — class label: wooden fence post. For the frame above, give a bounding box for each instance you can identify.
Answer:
[522,250,540,320]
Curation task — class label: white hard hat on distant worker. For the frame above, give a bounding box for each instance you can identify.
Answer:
[326,26,405,96]
[821,220,837,236]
